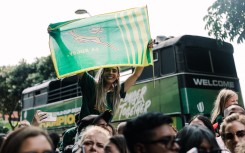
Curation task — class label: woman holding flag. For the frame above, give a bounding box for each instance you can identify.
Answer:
[78,40,153,120]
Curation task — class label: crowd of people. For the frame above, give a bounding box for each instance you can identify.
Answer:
[0,85,245,153]
[0,39,244,153]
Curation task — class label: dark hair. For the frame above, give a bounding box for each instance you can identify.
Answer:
[176,125,220,153]
[107,123,116,136]
[106,135,129,153]
[0,133,6,149]
[49,132,60,150]
[123,112,172,153]
[0,126,53,153]
[189,115,215,135]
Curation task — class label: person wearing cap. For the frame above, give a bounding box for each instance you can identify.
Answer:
[72,110,113,153]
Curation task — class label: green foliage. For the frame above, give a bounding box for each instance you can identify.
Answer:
[0,55,55,129]
[203,0,245,43]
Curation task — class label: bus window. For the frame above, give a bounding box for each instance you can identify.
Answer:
[35,89,48,106]
[212,51,237,77]
[23,93,34,109]
[161,47,176,75]
[153,51,158,62]
[185,47,212,73]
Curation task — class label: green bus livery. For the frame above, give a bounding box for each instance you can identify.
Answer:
[21,35,243,131]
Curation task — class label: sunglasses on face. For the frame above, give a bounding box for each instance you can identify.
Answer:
[222,130,245,140]
[142,136,180,148]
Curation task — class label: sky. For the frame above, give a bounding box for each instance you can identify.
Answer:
[0,0,245,99]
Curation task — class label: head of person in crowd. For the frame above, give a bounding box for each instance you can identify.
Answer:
[117,122,126,135]
[78,114,99,133]
[78,110,112,134]
[49,132,60,152]
[0,126,53,153]
[76,125,110,153]
[189,114,215,135]
[211,88,238,124]
[223,103,245,118]
[176,124,220,153]
[220,113,245,153]
[123,112,180,153]
[104,135,129,153]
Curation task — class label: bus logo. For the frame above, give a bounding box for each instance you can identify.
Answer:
[197,102,204,113]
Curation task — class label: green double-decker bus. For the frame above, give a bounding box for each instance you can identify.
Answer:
[21,35,243,131]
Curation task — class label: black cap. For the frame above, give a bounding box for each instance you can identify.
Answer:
[93,110,112,124]
[78,114,98,133]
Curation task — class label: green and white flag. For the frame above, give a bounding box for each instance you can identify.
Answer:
[48,6,153,78]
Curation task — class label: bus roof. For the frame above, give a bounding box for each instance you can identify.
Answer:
[22,80,54,94]
[154,35,233,53]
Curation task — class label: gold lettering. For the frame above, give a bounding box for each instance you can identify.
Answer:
[67,114,75,125]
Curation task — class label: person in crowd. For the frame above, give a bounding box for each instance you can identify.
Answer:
[176,124,221,153]
[73,110,113,153]
[78,110,113,135]
[104,135,129,153]
[0,126,53,153]
[189,114,216,135]
[210,88,238,133]
[61,111,80,152]
[216,104,245,153]
[76,125,110,153]
[224,104,245,118]
[78,40,153,120]
[123,112,180,153]
[116,122,126,135]
[220,113,245,153]
[49,132,61,153]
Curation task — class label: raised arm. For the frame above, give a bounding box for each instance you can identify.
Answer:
[124,39,153,92]
[124,66,144,92]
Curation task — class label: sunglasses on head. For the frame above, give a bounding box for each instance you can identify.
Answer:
[142,136,180,147]
[222,130,245,140]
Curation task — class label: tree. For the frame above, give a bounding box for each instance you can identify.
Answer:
[0,60,32,129]
[203,0,245,44]
[0,56,56,129]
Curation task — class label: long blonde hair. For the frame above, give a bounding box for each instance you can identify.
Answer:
[210,88,238,123]
[94,67,121,112]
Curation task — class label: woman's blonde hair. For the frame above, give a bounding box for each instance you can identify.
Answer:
[210,88,238,123]
[94,67,121,112]
[80,125,110,143]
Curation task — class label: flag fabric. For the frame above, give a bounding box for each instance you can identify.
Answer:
[48,6,153,78]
